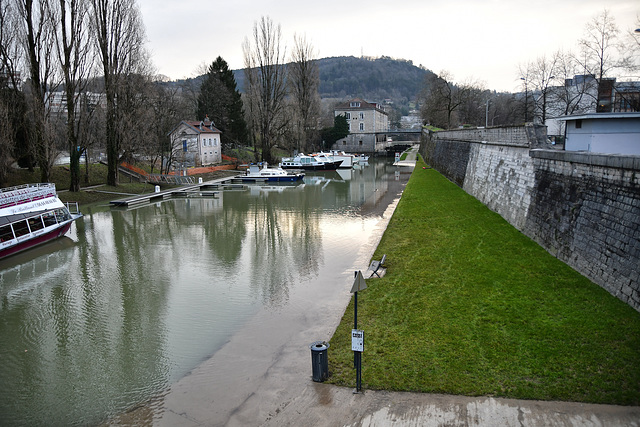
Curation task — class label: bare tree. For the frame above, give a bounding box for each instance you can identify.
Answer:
[0,97,14,183]
[522,55,558,124]
[546,50,598,134]
[0,0,23,180]
[54,0,94,191]
[0,0,22,90]
[288,33,320,153]
[242,16,288,164]
[578,9,633,111]
[420,71,476,129]
[16,0,61,182]
[90,0,147,186]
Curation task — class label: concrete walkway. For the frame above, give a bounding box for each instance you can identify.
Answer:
[263,384,640,427]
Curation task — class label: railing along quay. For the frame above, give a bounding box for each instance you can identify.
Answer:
[108,177,246,208]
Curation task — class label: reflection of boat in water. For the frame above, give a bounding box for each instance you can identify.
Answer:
[248,182,305,196]
[0,183,82,260]
[335,169,354,181]
[302,172,347,190]
[0,240,74,304]
[238,164,304,182]
[280,153,343,170]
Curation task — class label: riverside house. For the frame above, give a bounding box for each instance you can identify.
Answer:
[333,98,389,153]
[169,117,222,168]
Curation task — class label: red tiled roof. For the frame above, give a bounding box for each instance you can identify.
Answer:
[334,98,386,114]
[184,120,222,134]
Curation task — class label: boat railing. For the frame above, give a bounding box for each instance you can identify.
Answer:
[0,183,55,195]
[0,183,57,208]
[65,202,81,215]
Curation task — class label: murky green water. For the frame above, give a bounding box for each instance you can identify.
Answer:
[0,158,410,426]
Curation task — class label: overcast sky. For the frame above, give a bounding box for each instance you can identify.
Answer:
[138,0,639,92]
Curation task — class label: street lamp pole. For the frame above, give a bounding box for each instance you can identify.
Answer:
[520,77,529,122]
[542,76,555,124]
[485,99,490,128]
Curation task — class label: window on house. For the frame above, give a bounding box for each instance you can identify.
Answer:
[359,140,363,145]
[345,112,351,120]
[343,141,346,145]
[350,102,361,107]
[359,112,364,119]
[575,120,582,129]
[359,123,364,131]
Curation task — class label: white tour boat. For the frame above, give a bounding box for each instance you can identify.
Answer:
[0,183,82,260]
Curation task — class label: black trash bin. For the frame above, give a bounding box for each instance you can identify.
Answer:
[309,341,329,382]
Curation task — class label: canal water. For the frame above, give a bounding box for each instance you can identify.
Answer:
[0,158,411,426]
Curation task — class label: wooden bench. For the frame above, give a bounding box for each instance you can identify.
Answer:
[368,254,386,278]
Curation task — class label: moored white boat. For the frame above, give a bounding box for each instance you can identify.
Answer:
[0,183,82,260]
[318,150,358,168]
[357,154,369,163]
[279,153,343,170]
[239,164,304,182]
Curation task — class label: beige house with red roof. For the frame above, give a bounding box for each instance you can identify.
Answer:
[333,98,389,153]
[169,117,222,167]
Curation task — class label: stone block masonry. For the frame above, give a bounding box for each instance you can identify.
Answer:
[420,126,640,311]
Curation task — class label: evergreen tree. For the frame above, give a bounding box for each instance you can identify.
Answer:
[320,114,349,148]
[197,57,248,151]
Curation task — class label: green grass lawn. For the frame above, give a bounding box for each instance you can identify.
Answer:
[328,157,640,405]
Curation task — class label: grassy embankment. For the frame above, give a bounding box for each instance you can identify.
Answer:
[328,157,640,405]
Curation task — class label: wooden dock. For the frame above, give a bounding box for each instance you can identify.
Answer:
[109,178,245,208]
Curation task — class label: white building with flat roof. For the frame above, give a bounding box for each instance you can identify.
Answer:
[558,112,640,155]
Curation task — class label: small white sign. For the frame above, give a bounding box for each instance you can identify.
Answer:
[352,329,364,352]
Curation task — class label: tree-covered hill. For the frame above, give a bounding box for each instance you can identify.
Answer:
[315,56,433,101]
[228,55,433,104]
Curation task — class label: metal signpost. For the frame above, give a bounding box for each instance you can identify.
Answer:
[350,270,367,393]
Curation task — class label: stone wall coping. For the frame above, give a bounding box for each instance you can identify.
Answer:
[530,149,640,171]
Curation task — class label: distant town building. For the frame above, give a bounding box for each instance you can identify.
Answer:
[0,69,22,90]
[46,91,107,115]
[333,98,389,153]
[400,110,422,130]
[545,75,640,137]
[168,117,222,168]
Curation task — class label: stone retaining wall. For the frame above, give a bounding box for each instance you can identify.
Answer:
[420,127,640,311]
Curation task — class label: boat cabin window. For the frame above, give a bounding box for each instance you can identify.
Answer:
[12,220,30,237]
[42,212,57,227]
[28,216,44,232]
[54,208,71,223]
[0,225,14,242]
